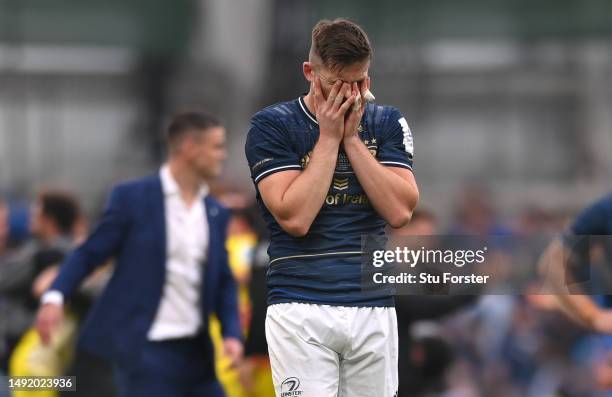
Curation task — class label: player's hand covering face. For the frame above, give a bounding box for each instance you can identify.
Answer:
[312,77,356,143]
[344,79,371,139]
[312,61,374,112]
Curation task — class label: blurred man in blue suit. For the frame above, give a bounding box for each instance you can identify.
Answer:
[35,111,242,397]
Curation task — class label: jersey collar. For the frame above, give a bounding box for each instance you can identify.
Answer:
[298,96,318,125]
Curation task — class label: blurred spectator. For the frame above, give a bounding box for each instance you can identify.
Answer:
[392,210,477,396]
[238,202,275,397]
[210,197,274,397]
[0,191,80,373]
[1,190,79,305]
[513,206,558,236]
[451,186,512,236]
[210,194,258,397]
[0,192,114,397]
[7,202,33,246]
[448,186,517,392]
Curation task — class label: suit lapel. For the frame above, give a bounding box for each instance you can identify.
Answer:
[150,175,167,276]
[203,196,219,308]
[206,196,220,266]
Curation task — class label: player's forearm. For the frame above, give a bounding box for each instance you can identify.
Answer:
[540,240,600,328]
[343,136,418,227]
[276,136,339,235]
[557,294,601,328]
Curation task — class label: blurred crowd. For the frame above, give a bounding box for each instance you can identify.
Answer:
[1,184,611,397]
[391,197,609,397]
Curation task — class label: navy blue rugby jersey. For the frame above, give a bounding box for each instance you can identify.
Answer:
[245,96,414,307]
[565,194,612,306]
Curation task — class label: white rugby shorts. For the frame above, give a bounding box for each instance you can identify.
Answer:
[266,302,398,397]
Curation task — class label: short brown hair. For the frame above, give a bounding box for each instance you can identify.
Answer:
[310,18,372,72]
[37,190,80,235]
[166,110,221,152]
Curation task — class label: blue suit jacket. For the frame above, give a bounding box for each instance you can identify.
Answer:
[49,174,241,367]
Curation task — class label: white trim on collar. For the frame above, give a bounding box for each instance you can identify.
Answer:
[298,96,318,125]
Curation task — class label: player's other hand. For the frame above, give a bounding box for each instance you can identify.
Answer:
[343,79,369,141]
[313,77,356,144]
[592,309,612,334]
[223,337,244,369]
[35,303,64,345]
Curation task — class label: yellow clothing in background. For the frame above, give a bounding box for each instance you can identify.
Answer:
[9,315,76,397]
[213,232,274,396]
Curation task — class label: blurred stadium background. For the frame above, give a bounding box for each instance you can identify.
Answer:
[1,1,612,396]
[1,0,610,218]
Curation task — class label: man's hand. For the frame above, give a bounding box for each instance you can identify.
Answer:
[343,79,369,141]
[223,337,244,368]
[35,303,64,345]
[237,358,256,391]
[313,77,355,144]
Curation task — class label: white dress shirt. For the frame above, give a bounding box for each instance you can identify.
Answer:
[147,164,209,340]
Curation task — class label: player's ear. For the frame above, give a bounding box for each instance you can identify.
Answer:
[303,62,315,83]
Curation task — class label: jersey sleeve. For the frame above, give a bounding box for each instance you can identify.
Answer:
[377,107,414,170]
[245,112,302,184]
[563,195,612,283]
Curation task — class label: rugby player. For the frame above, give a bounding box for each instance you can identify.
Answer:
[245,19,419,397]
[540,193,612,332]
